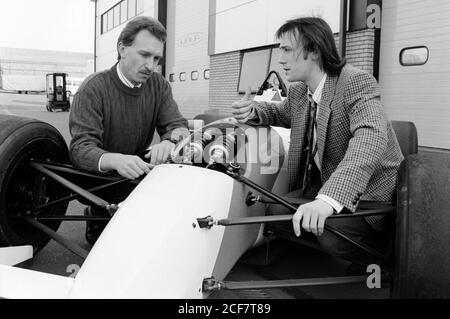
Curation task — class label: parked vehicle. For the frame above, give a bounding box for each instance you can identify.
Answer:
[66,77,84,96]
[45,73,70,112]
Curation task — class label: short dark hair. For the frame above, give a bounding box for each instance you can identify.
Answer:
[117,16,167,61]
[276,17,346,76]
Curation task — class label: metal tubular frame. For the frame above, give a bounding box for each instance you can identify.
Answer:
[217,209,394,226]
[253,194,395,210]
[21,161,134,259]
[30,160,123,182]
[225,167,392,264]
[24,217,89,259]
[197,164,396,292]
[30,162,113,211]
[204,274,392,292]
[26,178,129,216]
[36,215,111,221]
[19,160,392,289]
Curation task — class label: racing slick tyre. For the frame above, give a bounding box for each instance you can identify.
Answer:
[0,115,70,252]
[392,153,450,298]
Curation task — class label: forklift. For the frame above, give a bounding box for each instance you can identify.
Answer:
[45,73,70,112]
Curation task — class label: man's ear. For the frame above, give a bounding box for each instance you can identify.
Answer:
[304,50,318,62]
[118,42,126,59]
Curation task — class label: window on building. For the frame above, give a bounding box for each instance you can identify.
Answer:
[107,10,114,31]
[113,4,120,27]
[101,0,143,35]
[128,0,136,18]
[169,73,175,82]
[136,0,144,14]
[204,69,210,80]
[238,47,271,93]
[268,45,290,90]
[101,14,107,34]
[191,71,199,81]
[120,1,128,24]
[179,72,186,82]
[400,46,429,66]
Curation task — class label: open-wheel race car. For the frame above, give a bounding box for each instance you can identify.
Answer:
[0,108,450,298]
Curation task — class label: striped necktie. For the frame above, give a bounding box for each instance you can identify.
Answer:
[302,94,318,194]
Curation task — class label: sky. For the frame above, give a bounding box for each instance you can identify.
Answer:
[0,0,95,53]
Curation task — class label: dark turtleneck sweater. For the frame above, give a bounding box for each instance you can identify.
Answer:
[69,64,188,172]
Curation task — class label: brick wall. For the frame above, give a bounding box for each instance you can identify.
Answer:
[342,29,375,74]
[208,29,376,114]
[208,51,241,115]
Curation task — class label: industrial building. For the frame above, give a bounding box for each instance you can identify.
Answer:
[0,47,93,92]
[91,0,450,151]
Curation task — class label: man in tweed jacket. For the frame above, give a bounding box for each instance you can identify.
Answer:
[232,17,404,266]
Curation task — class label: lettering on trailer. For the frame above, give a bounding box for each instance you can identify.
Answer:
[178,32,203,47]
[367,3,381,29]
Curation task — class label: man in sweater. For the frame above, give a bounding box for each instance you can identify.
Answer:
[69,16,189,245]
[232,17,403,267]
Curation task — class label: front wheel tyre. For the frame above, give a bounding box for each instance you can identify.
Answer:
[0,115,70,252]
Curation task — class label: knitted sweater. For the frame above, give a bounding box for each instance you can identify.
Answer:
[69,63,188,172]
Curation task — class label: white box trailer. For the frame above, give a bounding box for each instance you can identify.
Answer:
[379,0,450,150]
[1,74,46,93]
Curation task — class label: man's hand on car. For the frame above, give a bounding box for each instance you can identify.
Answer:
[101,153,153,180]
[144,140,175,166]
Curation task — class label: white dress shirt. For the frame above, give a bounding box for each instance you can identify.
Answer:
[116,63,142,88]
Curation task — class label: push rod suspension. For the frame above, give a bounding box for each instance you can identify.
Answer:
[24,217,89,259]
[217,209,394,227]
[27,178,129,215]
[30,162,113,211]
[30,160,122,182]
[36,215,111,221]
[204,273,390,292]
[253,194,394,210]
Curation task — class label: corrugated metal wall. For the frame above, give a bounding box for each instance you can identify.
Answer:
[379,0,450,150]
[165,0,210,119]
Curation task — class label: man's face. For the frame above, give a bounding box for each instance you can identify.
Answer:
[278,32,315,83]
[118,29,164,85]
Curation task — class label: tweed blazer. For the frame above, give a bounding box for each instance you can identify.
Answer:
[249,64,404,229]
